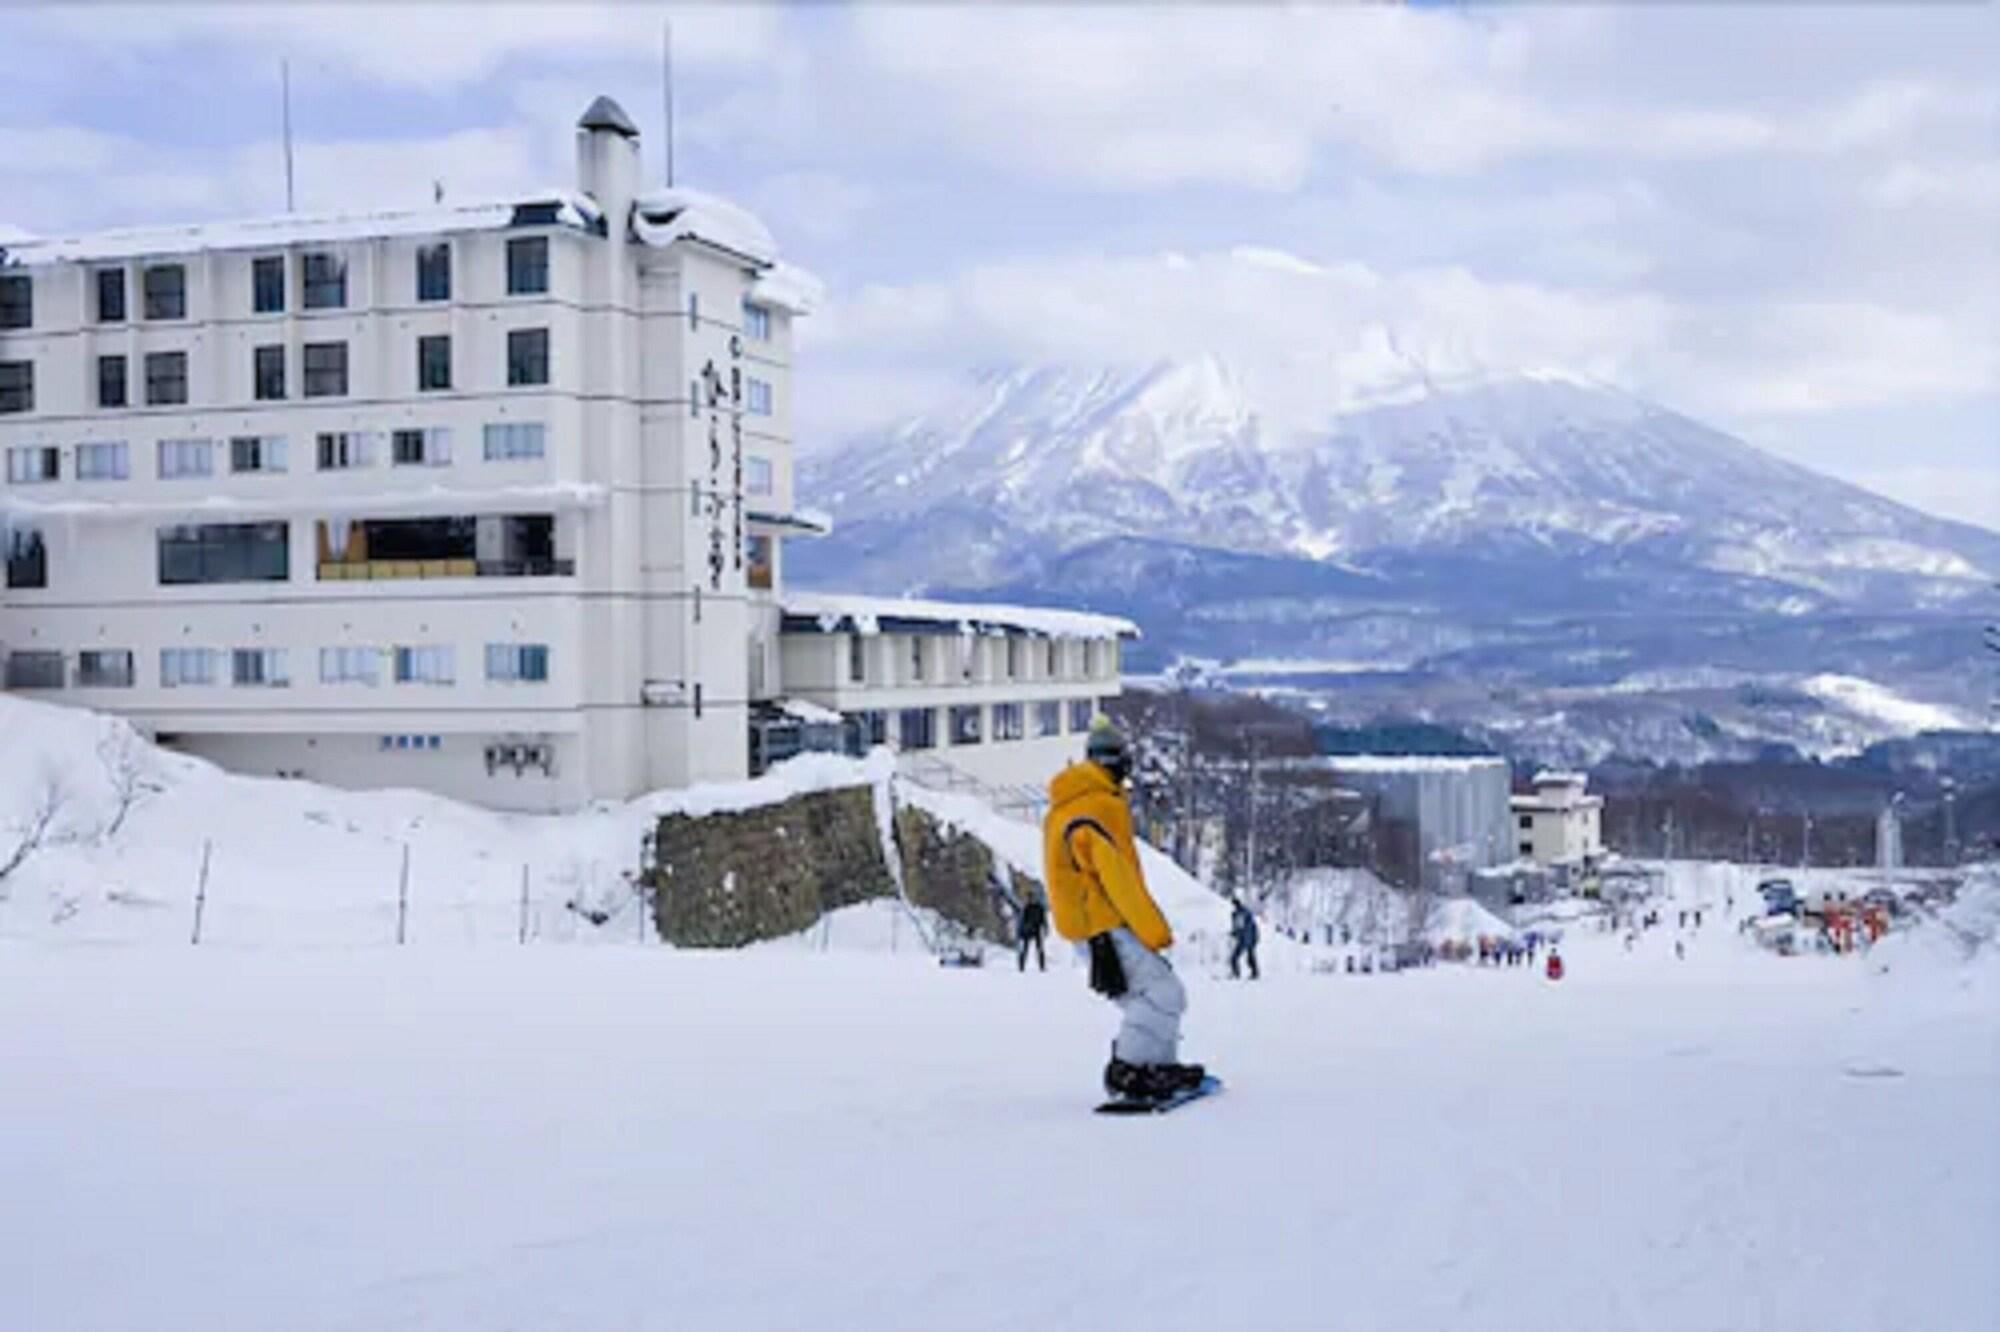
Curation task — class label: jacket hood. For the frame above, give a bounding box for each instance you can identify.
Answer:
[1048,758,1118,808]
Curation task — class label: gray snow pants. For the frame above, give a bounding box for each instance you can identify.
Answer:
[1104,926,1186,1065]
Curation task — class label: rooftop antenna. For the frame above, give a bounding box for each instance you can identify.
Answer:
[281,59,296,212]
[663,18,675,187]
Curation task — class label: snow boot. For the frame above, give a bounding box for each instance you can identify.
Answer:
[1104,1056,1155,1100]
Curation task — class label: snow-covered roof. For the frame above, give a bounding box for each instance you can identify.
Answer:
[0,190,604,266]
[1324,755,1509,775]
[750,260,824,315]
[781,591,1137,640]
[1531,770,1589,787]
[632,187,776,266]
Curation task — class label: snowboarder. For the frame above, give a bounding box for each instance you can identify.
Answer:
[1016,893,1049,972]
[1043,720,1205,1103]
[1229,896,1261,980]
[1546,949,1565,981]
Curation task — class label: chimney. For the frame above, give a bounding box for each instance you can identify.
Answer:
[576,95,641,216]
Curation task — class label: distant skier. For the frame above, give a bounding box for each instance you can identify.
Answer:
[1016,893,1048,973]
[1043,720,1205,1103]
[1229,896,1261,980]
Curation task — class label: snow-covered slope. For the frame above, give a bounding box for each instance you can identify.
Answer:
[0,696,1241,951]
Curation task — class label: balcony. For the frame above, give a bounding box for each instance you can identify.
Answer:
[315,515,568,582]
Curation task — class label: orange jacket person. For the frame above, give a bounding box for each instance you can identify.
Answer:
[1043,720,1204,1103]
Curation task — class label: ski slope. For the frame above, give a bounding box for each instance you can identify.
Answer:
[3,695,1996,1330]
[4,910,1996,1332]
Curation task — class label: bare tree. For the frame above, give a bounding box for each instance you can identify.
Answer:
[0,775,69,893]
[96,727,163,842]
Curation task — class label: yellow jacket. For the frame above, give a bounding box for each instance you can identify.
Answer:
[1041,759,1173,951]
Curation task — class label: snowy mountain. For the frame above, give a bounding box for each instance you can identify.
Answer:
[804,360,1995,608]
[798,362,1998,737]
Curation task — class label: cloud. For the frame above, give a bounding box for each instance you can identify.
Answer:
[15,4,779,89]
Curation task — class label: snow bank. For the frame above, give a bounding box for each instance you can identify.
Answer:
[0,696,889,947]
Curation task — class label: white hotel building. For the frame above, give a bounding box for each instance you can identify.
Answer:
[0,97,1126,811]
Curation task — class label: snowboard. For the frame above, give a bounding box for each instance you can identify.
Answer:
[1095,1075,1224,1116]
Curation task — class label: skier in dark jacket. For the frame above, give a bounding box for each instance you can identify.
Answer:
[1229,896,1261,980]
[1017,894,1049,972]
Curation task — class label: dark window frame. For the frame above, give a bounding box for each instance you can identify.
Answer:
[5,526,47,589]
[416,242,451,302]
[144,350,188,406]
[252,255,286,314]
[76,649,136,689]
[0,273,30,330]
[301,341,348,398]
[506,327,549,386]
[254,344,286,401]
[97,354,128,408]
[0,360,33,414]
[300,251,347,309]
[417,333,451,391]
[505,236,549,295]
[142,263,186,320]
[95,268,126,323]
[156,521,291,586]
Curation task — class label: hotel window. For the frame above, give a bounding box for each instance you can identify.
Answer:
[0,274,29,330]
[76,650,135,689]
[418,334,451,391]
[6,445,58,483]
[319,646,380,686]
[160,647,220,688]
[145,351,188,405]
[158,438,215,479]
[746,377,773,416]
[76,441,128,480]
[316,431,371,470]
[505,236,548,295]
[485,643,549,683]
[158,522,290,585]
[416,242,450,302]
[95,268,126,323]
[254,344,286,400]
[252,256,285,313]
[848,635,866,684]
[392,427,451,467]
[301,252,346,309]
[993,702,1025,741]
[909,637,925,681]
[507,327,549,386]
[6,527,46,589]
[1005,637,1021,679]
[745,454,774,496]
[302,341,348,398]
[848,709,888,749]
[949,705,983,746]
[1069,699,1093,733]
[1035,701,1062,738]
[5,651,66,690]
[231,648,289,688]
[898,707,936,751]
[1046,638,1060,677]
[743,299,770,340]
[98,354,128,408]
[0,361,31,414]
[688,291,699,329]
[142,263,185,320]
[393,645,456,685]
[230,435,287,474]
[482,421,544,461]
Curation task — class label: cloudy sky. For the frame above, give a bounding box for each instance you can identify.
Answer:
[3,3,1995,526]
